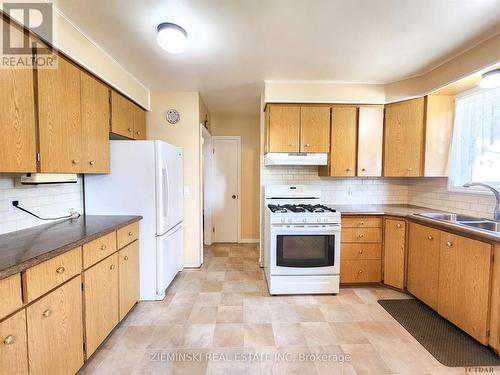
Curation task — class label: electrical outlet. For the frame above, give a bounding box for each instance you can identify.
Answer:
[8,198,19,213]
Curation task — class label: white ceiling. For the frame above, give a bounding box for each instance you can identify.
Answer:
[55,0,500,115]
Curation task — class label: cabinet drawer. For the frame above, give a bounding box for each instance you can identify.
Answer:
[23,247,82,303]
[0,309,28,375]
[117,222,139,249]
[341,244,382,260]
[340,260,382,283]
[341,227,382,243]
[0,274,23,320]
[342,217,382,228]
[83,232,117,269]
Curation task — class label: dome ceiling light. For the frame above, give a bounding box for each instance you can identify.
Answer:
[479,68,500,88]
[156,22,188,54]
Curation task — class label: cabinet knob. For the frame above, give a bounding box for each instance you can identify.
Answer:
[358,250,364,254]
[358,234,364,238]
[358,222,364,226]
[42,309,52,318]
[446,241,453,248]
[127,128,132,132]
[290,143,295,147]
[72,159,79,164]
[110,264,116,270]
[89,161,95,166]
[136,131,141,135]
[128,231,133,236]
[346,168,352,172]
[305,144,310,147]
[407,167,413,171]
[3,335,15,345]
[427,235,433,240]
[361,168,366,172]
[124,255,129,261]
[358,270,363,274]
[100,244,107,250]
[396,223,402,228]
[55,266,65,274]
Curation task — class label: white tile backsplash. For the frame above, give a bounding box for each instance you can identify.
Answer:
[0,174,84,235]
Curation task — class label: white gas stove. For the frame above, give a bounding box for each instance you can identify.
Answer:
[263,185,341,295]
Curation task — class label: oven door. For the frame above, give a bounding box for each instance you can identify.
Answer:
[270,224,340,275]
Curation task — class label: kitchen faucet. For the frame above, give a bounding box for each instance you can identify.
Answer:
[462,182,500,221]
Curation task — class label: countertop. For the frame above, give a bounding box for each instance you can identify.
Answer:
[0,215,142,280]
[330,204,500,243]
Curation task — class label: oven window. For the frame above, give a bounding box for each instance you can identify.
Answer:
[276,235,335,268]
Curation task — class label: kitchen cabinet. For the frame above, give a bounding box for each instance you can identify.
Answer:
[437,232,492,344]
[80,71,111,173]
[0,273,22,320]
[0,310,28,375]
[490,245,500,353]
[119,240,140,320]
[407,223,441,310]
[83,231,117,269]
[83,253,119,357]
[0,19,37,173]
[357,106,384,176]
[117,222,139,249]
[383,218,406,289]
[111,90,147,140]
[300,106,330,152]
[27,276,84,375]
[383,98,425,177]
[266,105,300,152]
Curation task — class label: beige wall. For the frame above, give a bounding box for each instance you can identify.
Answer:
[211,114,261,241]
[147,91,203,267]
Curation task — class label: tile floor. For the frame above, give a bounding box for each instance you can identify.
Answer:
[79,243,500,375]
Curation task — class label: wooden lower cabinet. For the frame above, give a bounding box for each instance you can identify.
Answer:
[490,245,500,352]
[83,253,119,357]
[119,241,140,320]
[407,223,441,310]
[0,310,28,374]
[437,232,492,344]
[0,273,23,320]
[383,219,406,289]
[27,276,84,375]
[341,260,382,283]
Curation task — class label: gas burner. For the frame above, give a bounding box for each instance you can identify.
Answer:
[297,204,337,213]
[282,204,306,213]
[268,204,287,213]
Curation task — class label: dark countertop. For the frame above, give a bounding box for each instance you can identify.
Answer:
[330,204,500,243]
[0,215,142,280]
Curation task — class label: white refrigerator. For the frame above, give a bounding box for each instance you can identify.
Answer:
[84,140,184,301]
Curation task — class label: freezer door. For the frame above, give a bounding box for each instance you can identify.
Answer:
[156,141,184,235]
[156,224,184,295]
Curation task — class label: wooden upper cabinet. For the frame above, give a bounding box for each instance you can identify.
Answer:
[437,233,492,344]
[111,90,134,138]
[357,106,384,177]
[0,21,37,173]
[133,105,147,140]
[383,98,425,177]
[37,55,83,173]
[383,219,406,289]
[267,105,300,152]
[407,222,441,310]
[81,72,110,173]
[300,106,330,152]
[328,106,357,176]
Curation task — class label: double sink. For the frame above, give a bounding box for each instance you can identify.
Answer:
[416,212,500,233]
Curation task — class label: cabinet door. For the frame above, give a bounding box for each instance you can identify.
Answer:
[0,310,28,375]
[357,106,383,176]
[119,241,139,321]
[81,72,110,173]
[383,98,425,177]
[27,276,84,375]
[300,106,330,152]
[267,105,300,152]
[37,55,82,172]
[383,219,406,289]
[133,105,147,140]
[407,223,441,310]
[111,91,134,138]
[329,107,357,176]
[0,20,37,173]
[438,233,492,344]
[83,253,119,357]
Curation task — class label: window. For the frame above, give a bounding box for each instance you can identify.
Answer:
[448,87,500,190]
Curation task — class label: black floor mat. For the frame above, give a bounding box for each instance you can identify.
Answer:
[378,299,500,367]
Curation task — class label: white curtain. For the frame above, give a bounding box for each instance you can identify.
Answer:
[449,87,500,188]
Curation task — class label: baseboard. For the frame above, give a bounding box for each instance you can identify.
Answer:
[239,238,260,244]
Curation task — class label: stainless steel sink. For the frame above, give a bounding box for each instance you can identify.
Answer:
[415,212,500,234]
[459,221,500,232]
[416,213,479,222]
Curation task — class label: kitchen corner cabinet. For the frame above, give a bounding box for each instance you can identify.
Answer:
[111,90,147,140]
[265,104,329,153]
[383,218,406,289]
[383,98,425,177]
[119,240,140,320]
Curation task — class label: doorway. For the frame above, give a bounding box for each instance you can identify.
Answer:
[211,136,241,242]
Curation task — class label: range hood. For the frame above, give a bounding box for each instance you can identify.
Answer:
[20,173,78,185]
[264,153,328,166]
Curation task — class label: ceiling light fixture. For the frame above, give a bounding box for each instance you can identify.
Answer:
[156,22,188,54]
[479,68,500,88]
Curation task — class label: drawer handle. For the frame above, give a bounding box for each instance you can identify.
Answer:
[110,264,116,270]
[407,167,413,171]
[446,241,453,248]
[289,143,295,147]
[42,309,52,318]
[358,270,363,274]
[136,131,141,136]
[124,255,129,261]
[396,223,402,228]
[128,231,133,236]
[55,266,65,274]
[100,244,107,250]
[358,250,364,254]
[358,222,364,226]
[358,234,364,238]
[72,159,79,164]
[304,144,310,148]
[346,168,352,172]
[427,235,433,240]
[127,128,132,132]
[89,160,95,166]
[3,335,14,345]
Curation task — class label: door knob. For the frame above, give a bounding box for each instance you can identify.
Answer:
[232,195,237,199]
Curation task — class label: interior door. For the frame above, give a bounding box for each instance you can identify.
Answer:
[212,138,239,242]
